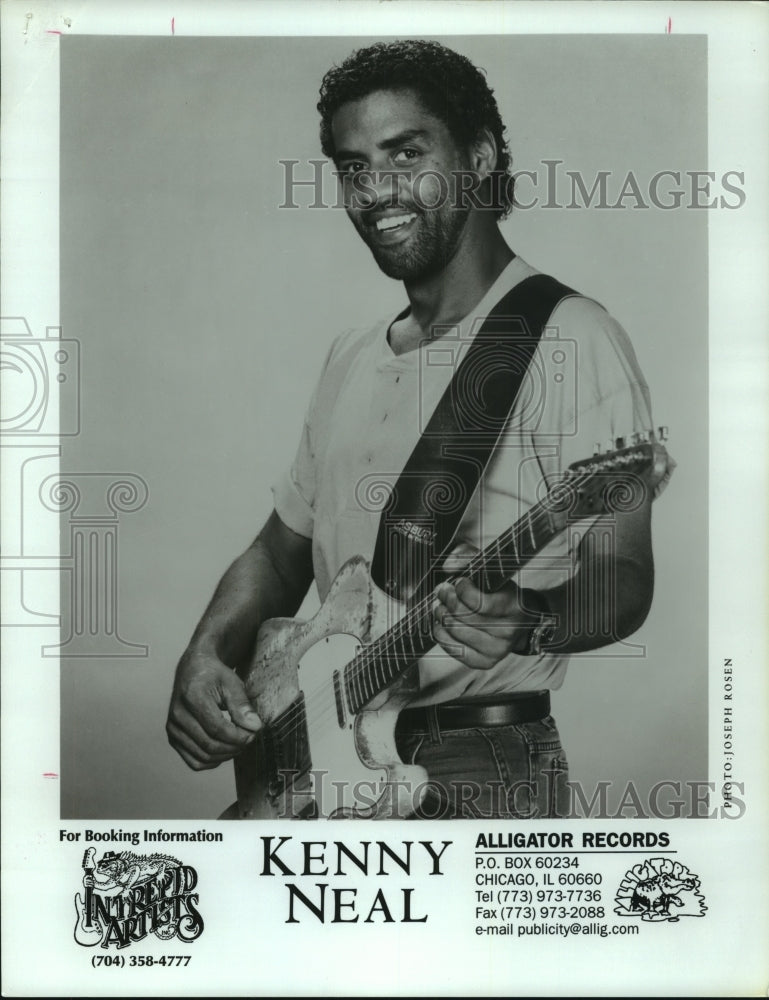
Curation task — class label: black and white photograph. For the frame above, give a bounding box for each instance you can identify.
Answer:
[2,1,767,995]
[60,31,707,823]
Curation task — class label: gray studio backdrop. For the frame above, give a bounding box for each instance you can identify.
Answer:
[60,34,707,819]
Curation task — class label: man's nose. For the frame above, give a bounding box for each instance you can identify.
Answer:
[353,168,407,211]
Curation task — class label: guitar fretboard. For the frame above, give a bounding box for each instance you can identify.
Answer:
[343,498,563,715]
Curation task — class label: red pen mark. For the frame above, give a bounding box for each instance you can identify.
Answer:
[46,29,62,35]
[666,17,672,34]
[171,16,175,35]
[43,772,59,779]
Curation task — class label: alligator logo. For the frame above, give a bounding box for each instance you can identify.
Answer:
[74,848,204,948]
[614,858,706,923]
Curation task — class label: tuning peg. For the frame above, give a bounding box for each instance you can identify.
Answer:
[615,436,626,450]
[593,442,603,455]
[657,425,669,442]
[631,432,643,446]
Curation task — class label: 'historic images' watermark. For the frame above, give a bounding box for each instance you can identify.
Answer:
[278,160,746,212]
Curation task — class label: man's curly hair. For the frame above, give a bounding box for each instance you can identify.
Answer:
[318,40,514,219]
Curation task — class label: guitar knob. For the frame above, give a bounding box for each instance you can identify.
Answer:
[657,425,669,441]
[615,437,626,450]
[593,442,603,455]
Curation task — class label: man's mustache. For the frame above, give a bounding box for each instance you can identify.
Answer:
[358,197,421,226]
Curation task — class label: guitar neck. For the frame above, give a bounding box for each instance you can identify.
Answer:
[343,498,559,714]
[342,433,670,713]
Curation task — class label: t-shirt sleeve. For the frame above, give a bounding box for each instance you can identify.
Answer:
[527,296,675,517]
[270,337,340,539]
[271,420,316,539]
[509,295,669,594]
[543,296,657,466]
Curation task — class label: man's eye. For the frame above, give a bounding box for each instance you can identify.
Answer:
[393,148,420,164]
[340,162,366,176]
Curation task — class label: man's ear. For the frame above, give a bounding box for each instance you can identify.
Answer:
[470,128,498,180]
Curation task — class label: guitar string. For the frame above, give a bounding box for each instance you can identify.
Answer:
[267,521,546,743]
[263,466,603,745]
[263,453,653,745]
[263,462,616,744]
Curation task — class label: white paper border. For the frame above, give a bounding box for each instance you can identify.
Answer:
[2,1,767,995]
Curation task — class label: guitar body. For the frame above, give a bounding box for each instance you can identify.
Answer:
[234,556,428,820]
[74,892,102,947]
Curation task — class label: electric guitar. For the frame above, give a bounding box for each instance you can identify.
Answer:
[74,847,102,946]
[233,432,671,820]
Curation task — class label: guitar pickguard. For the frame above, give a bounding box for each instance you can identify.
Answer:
[234,556,427,820]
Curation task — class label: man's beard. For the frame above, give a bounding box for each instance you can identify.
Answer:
[353,205,470,282]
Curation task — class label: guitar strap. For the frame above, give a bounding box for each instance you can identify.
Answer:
[370,273,579,604]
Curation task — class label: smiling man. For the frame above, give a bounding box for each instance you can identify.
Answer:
[167,40,664,819]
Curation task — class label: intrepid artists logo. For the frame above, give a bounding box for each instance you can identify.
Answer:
[614,858,706,923]
[73,848,204,949]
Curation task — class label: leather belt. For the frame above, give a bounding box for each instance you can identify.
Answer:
[396,692,550,735]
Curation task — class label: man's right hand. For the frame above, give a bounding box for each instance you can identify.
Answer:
[166,647,263,770]
[167,511,313,771]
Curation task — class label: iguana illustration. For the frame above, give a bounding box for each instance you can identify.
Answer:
[91,851,181,898]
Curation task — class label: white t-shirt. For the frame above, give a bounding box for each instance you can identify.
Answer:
[273,256,657,705]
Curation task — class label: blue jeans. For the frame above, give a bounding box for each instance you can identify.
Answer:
[395,715,569,819]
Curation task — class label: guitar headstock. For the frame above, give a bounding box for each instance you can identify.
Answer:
[546,428,672,521]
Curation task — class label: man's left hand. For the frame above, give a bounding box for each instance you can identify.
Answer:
[432,577,536,670]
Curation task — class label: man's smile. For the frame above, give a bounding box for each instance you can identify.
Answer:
[375,212,417,232]
[363,210,420,246]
